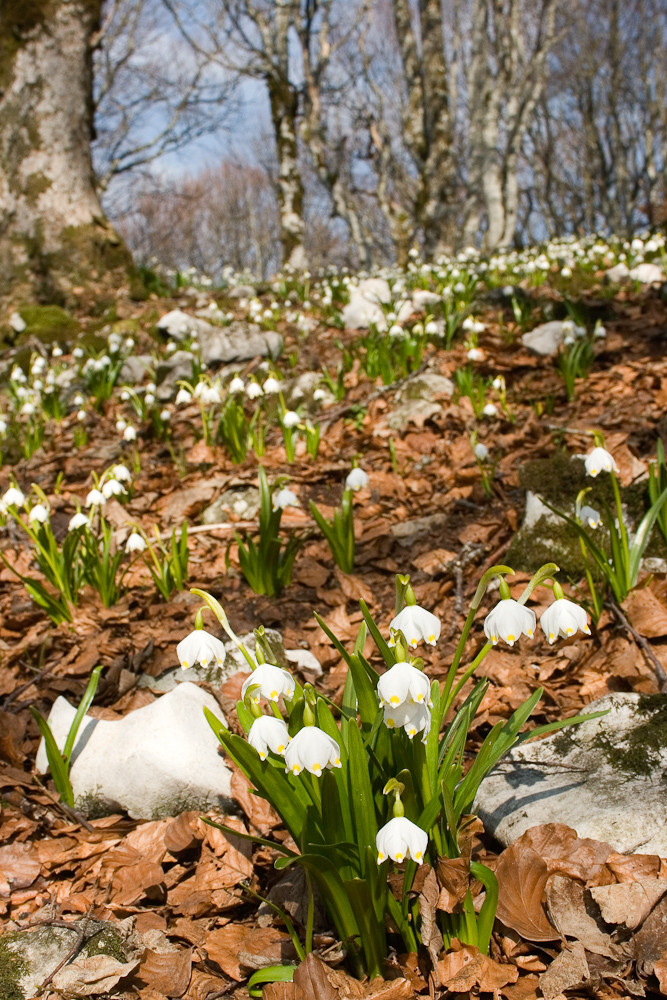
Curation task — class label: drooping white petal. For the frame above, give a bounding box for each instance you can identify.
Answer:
[376,816,428,865]
[241,664,295,704]
[248,716,290,760]
[584,447,618,478]
[540,598,590,644]
[346,468,369,491]
[377,662,430,708]
[483,599,536,647]
[177,629,226,670]
[389,605,441,647]
[284,726,341,776]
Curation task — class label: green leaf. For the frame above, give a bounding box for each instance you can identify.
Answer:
[248,966,296,997]
[347,720,378,873]
[470,862,498,954]
[344,876,386,980]
[30,708,73,806]
[629,486,667,584]
[63,665,103,765]
[201,816,297,856]
[359,599,394,666]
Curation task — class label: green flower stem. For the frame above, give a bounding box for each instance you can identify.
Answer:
[610,473,630,590]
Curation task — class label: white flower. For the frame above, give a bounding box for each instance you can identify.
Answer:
[376,816,428,865]
[383,700,431,739]
[77,410,86,421]
[483,599,536,646]
[263,377,280,393]
[73,347,84,359]
[540,598,590,644]
[389,605,441,647]
[123,426,137,442]
[229,377,245,393]
[28,504,49,523]
[116,419,127,432]
[425,321,439,335]
[85,488,106,507]
[282,410,300,429]
[112,465,132,483]
[21,402,35,416]
[467,348,483,362]
[177,629,226,670]
[146,382,156,394]
[102,478,126,499]
[68,512,89,530]
[579,504,601,528]
[273,487,299,510]
[313,388,326,402]
[284,726,341,776]
[377,661,430,708]
[160,409,171,421]
[52,346,63,357]
[584,447,618,477]
[246,382,263,399]
[120,390,130,402]
[145,393,155,406]
[0,419,7,435]
[483,403,498,417]
[2,487,25,507]
[346,468,369,491]
[474,442,489,461]
[241,664,296,704]
[125,532,147,553]
[200,385,221,405]
[248,716,290,760]
[175,388,192,405]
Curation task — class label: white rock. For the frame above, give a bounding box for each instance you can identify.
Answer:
[35,683,232,819]
[9,311,26,333]
[198,321,283,365]
[604,262,630,283]
[628,262,665,284]
[285,649,322,677]
[156,309,202,340]
[522,490,560,530]
[521,320,568,356]
[342,278,391,330]
[475,693,667,855]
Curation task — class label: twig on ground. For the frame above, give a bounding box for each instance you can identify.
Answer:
[31,775,95,832]
[28,917,91,993]
[610,599,667,692]
[2,661,57,712]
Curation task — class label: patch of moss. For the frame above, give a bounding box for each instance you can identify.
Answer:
[589,695,667,779]
[23,172,52,204]
[0,933,29,1000]
[17,305,79,344]
[81,927,124,962]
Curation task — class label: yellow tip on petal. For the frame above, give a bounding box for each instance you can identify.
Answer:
[506,634,515,642]
[414,852,422,861]
[182,661,188,669]
[549,632,555,640]
[277,744,285,753]
[428,634,435,642]
[395,853,403,862]
[292,764,301,774]
[410,638,418,647]
[566,628,573,634]
[259,752,267,760]
[334,757,340,766]
[416,693,423,702]
[386,718,395,728]
[390,696,399,705]
[377,853,384,862]
[270,690,278,699]
[526,630,533,637]
[200,658,208,666]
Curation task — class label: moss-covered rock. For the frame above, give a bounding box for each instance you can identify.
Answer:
[16,304,79,345]
[507,451,667,576]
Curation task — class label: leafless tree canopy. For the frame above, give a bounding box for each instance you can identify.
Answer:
[96,0,667,274]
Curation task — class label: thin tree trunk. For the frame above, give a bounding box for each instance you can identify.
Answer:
[0,0,132,298]
[268,76,307,271]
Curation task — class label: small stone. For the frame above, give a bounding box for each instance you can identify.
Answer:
[156,309,206,341]
[604,262,630,283]
[628,262,665,284]
[155,351,195,401]
[390,513,448,546]
[119,355,152,385]
[394,371,454,404]
[521,320,568,356]
[342,278,391,330]
[197,321,282,366]
[475,693,667,854]
[35,683,232,819]
[387,399,442,431]
[200,486,261,525]
[285,648,322,677]
[9,312,26,333]
[227,284,257,299]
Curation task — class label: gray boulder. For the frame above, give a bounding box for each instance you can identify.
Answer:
[156,309,211,341]
[119,354,152,385]
[155,350,195,401]
[35,683,232,819]
[201,486,261,525]
[388,371,454,431]
[475,692,667,854]
[198,321,283,366]
[522,320,567,356]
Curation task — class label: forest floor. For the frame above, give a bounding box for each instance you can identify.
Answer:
[1,268,667,1000]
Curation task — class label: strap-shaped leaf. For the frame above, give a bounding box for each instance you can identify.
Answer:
[470,861,498,954]
[344,876,386,980]
[347,719,379,872]
[63,665,103,765]
[359,599,394,666]
[30,708,73,806]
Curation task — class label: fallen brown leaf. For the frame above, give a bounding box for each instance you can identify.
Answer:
[495,842,559,941]
[623,588,667,638]
[134,947,193,998]
[546,875,621,957]
[590,878,667,929]
[292,953,338,1000]
[418,867,443,979]
[538,941,589,1000]
[51,954,140,998]
[633,895,667,976]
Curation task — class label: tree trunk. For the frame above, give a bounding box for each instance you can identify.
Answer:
[268,76,307,272]
[0,0,133,299]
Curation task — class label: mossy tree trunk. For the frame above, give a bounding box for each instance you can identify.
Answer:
[0,0,134,299]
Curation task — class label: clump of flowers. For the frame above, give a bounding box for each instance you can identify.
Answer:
[188,564,598,985]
